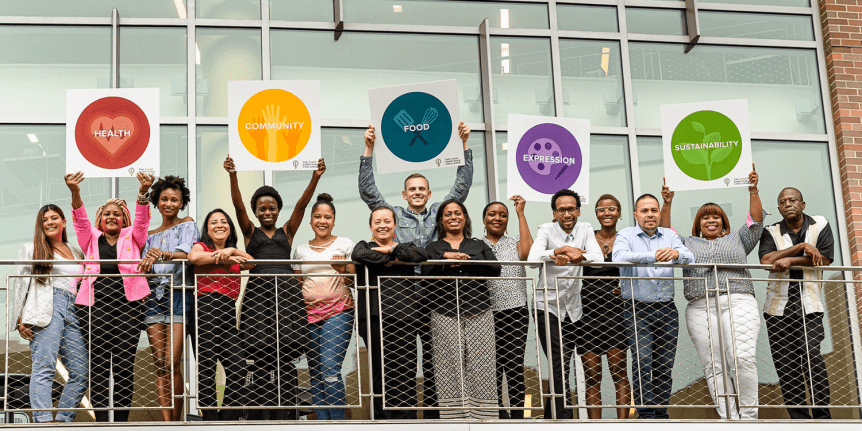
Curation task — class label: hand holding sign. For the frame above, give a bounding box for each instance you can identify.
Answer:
[748,163,758,192]
[661,177,674,204]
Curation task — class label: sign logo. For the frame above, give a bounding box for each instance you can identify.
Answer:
[380,91,452,163]
[74,97,150,169]
[670,110,742,181]
[515,123,582,194]
[237,89,311,163]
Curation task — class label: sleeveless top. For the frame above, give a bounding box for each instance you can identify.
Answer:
[246,227,293,273]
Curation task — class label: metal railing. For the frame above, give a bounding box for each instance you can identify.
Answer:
[1,258,861,422]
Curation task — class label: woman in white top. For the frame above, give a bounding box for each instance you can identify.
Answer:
[292,193,355,420]
[11,204,88,423]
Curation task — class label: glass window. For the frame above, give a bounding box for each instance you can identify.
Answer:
[0,125,111,276]
[700,11,814,41]
[0,0,185,18]
[0,26,110,117]
[626,8,686,36]
[271,30,482,123]
[701,0,809,6]
[118,126,189,227]
[195,126,263,225]
[120,27,187,117]
[559,40,626,127]
[344,0,549,29]
[491,37,555,124]
[557,5,618,33]
[629,43,826,134]
[195,28,262,117]
[197,0,261,20]
[270,0,332,21]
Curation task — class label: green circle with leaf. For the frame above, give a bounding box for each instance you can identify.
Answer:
[670,110,742,181]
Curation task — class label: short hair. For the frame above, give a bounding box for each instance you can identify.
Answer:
[311,193,335,217]
[551,189,580,211]
[369,205,396,225]
[199,208,238,249]
[779,187,804,202]
[434,199,472,239]
[691,203,731,238]
[149,175,191,210]
[482,201,507,219]
[403,173,429,190]
[250,186,283,212]
[594,194,622,212]
[635,193,659,209]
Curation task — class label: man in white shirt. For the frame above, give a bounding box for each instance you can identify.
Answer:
[528,189,603,419]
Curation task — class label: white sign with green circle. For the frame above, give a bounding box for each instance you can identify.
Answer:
[661,99,752,191]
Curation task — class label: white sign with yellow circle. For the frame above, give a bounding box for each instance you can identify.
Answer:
[228,80,321,171]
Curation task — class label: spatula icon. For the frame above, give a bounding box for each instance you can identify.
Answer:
[393,109,430,146]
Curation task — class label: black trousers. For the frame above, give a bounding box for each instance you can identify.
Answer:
[197,294,245,420]
[359,315,420,419]
[765,311,832,419]
[494,306,529,419]
[78,278,143,423]
[536,311,578,419]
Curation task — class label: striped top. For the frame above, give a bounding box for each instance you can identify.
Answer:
[680,213,765,301]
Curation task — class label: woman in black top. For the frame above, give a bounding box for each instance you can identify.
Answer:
[353,206,429,419]
[223,156,325,419]
[579,194,630,419]
[423,199,501,420]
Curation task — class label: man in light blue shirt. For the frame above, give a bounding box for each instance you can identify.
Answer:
[612,193,694,419]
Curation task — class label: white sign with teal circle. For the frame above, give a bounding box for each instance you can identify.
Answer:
[369,79,464,175]
[661,99,752,191]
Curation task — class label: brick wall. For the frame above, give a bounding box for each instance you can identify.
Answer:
[820,0,862,321]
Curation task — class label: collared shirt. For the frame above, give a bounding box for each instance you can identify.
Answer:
[612,226,695,303]
[528,222,604,322]
[142,220,200,297]
[357,150,473,248]
[758,213,834,280]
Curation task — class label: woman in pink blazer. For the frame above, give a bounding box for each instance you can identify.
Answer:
[66,171,153,422]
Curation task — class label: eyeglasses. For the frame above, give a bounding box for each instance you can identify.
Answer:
[554,206,579,215]
[596,206,619,213]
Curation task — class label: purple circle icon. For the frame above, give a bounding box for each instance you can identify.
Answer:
[515,123,582,194]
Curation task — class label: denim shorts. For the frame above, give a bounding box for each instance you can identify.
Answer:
[144,286,193,325]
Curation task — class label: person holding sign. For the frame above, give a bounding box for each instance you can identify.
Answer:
[758,188,834,420]
[223,155,326,419]
[358,122,472,417]
[481,196,533,420]
[612,193,694,420]
[659,167,764,420]
[527,189,603,420]
[65,170,154,422]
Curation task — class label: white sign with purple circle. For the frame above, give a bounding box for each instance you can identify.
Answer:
[507,114,590,203]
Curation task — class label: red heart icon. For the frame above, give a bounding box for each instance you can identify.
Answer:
[89,115,136,156]
[75,96,150,169]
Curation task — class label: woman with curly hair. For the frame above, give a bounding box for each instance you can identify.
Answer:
[137,175,199,421]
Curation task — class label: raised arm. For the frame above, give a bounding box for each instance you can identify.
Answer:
[131,172,154,248]
[223,155,255,242]
[65,172,92,249]
[443,122,473,203]
[358,125,389,211]
[747,165,763,224]
[659,178,673,229]
[284,158,326,240]
[511,195,533,260]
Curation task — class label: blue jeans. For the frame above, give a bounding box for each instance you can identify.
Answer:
[307,310,354,420]
[624,301,678,419]
[29,288,89,423]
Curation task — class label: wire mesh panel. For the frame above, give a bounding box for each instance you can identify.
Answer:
[375,273,544,420]
[193,272,361,416]
[4,273,168,422]
[732,274,862,419]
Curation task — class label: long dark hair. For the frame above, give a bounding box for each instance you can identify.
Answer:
[434,199,472,239]
[199,209,238,249]
[32,204,68,283]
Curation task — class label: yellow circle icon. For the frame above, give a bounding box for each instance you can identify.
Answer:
[237,89,311,162]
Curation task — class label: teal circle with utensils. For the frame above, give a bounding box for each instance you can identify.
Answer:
[381,91,453,163]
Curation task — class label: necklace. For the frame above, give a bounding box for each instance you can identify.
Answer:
[595,232,616,255]
[309,239,336,250]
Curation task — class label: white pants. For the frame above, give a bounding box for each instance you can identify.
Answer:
[686,293,761,419]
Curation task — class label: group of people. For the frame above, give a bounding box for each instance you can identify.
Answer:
[10,122,835,422]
